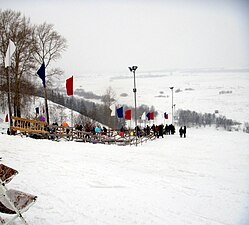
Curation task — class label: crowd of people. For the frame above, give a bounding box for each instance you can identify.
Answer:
[121,123,187,138]
[48,122,187,140]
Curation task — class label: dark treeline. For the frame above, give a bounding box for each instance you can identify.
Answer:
[177,109,240,129]
[36,88,158,129]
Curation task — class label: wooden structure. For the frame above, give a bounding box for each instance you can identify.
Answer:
[9,117,157,145]
[11,116,49,135]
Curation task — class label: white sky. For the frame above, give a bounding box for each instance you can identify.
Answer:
[1,0,249,76]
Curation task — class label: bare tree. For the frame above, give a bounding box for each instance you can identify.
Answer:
[34,22,67,77]
[102,86,116,127]
[33,22,67,124]
[0,9,37,118]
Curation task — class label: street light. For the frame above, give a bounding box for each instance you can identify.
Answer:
[129,66,138,146]
[170,87,174,125]
[173,104,176,122]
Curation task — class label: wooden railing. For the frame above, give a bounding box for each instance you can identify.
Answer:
[10,117,157,145]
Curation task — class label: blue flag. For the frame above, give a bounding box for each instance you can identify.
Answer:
[37,62,46,87]
[146,112,151,120]
[116,107,124,118]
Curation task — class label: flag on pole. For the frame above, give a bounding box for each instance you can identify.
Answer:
[5,39,16,68]
[146,112,151,120]
[37,62,46,87]
[110,104,116,116]
[5,114,8,123]
[150,112,154,120]
[116,107,123,118]
[125,109,131,120]
[141,112,146,120]
[66,76,73,96]
[164,112,168,119]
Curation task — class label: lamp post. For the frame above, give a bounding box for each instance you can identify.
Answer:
[170,87,174,125]
[129,66,138,146]
[173,104,176,123]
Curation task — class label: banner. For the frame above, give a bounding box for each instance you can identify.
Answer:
[5,114,8,123]
[110,104,116,116]
[125,109,131,120]
[150,112,154,120]
[141,112,146,120]
[5,39,16,68]
[116,107,123,118]
[37,62,46,87]
[66,76,73,96]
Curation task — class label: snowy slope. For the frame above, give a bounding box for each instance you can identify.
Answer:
[0,127,249,225]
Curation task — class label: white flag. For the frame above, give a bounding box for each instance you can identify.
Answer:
[5,39,16,68]
[110,104,116,116]
[141,112,146,120]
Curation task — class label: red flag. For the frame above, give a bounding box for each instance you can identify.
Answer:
[125,109,131,120]
[166,114,168,119]
[5,114,8,122]
[66,76,73,96]
[150,112,154,120]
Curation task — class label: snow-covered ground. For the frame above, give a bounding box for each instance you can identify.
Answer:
[0,127,249,225]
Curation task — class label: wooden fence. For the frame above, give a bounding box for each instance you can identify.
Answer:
[10,117,156,145]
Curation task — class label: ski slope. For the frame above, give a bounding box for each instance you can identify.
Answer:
[0,127,248,225]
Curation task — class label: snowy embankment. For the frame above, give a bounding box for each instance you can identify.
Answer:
[0,127,249,225]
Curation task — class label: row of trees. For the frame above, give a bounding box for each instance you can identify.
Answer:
[36,86,158,129]
[0,9,67,120]
[176,109,240,129]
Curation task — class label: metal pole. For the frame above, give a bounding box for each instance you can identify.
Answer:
[172,88,173,125]
[71,96,73,127]
[170,87,174,125]
[6,68,13,128]
[44,87,50,125]
[133,70,137,146]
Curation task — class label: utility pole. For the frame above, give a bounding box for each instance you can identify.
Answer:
[129,66,138,147]
[170,87,174,125]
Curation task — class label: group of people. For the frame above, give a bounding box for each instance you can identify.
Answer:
[179,126,187,138]
[133,124,187,139]
[120,123,180,139]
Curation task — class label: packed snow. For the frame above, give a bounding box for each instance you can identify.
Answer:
[0,127,249,225]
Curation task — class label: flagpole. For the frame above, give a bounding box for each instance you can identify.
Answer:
[71,95,73,127]
[44,86,50,125]
[6,66,12,129]
[114,106,116,131]
[6,40,14,131]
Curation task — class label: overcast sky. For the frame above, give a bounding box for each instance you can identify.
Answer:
[1,0,249,76]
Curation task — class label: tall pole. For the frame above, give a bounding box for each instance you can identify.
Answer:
[44,87,50,125]
[173,104,176,123]
[5,39,16,131]
[170,87,174,125]
[6,68,13,128]
[129,66,138,147]
[71,96,74,127]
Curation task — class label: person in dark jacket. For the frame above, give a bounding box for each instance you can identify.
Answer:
[179,127,183,138]
[158,124,164,138]
[183,126,187,138]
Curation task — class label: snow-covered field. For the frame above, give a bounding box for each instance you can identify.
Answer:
[0,127,249,225]
[73,71,249,125]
